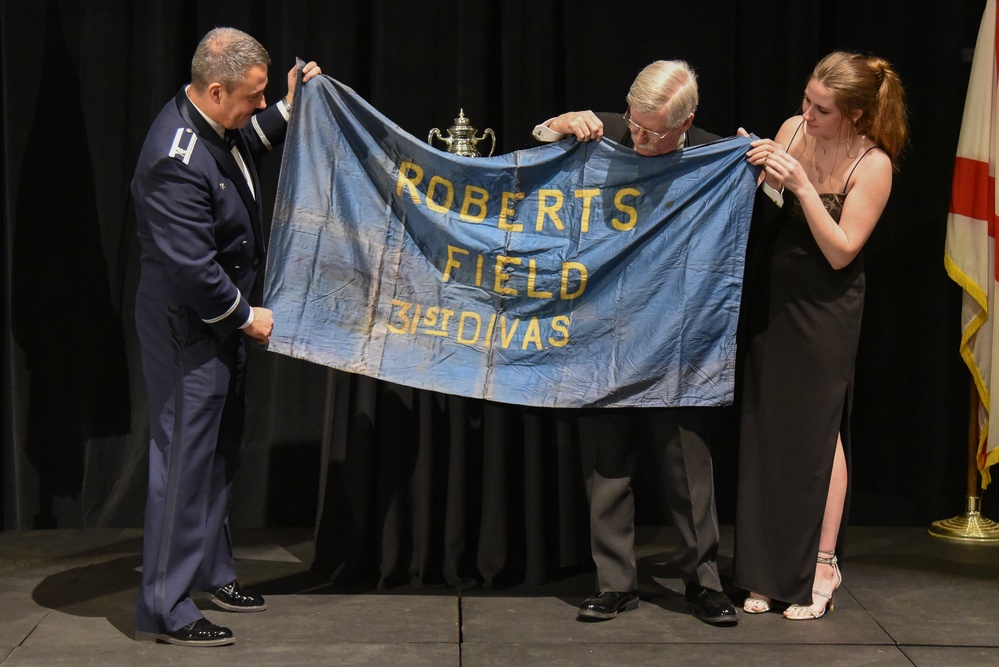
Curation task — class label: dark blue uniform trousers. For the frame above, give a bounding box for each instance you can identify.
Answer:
[135,295,244,634]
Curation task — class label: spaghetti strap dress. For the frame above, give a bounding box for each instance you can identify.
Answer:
[733,126,878,605]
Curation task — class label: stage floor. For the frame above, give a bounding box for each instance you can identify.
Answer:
[1,524,997,666]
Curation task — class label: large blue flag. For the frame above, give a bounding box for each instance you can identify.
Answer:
[264,76,758,408]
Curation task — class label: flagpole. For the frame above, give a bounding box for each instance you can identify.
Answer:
[928,378,999,542]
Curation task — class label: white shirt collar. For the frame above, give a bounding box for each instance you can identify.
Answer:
[185,85,226,139]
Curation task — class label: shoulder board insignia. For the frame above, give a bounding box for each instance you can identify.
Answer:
[168,128,198,164]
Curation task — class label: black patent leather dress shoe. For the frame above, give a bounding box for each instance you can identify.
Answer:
[153,618,234,646]
[686,585,738,626]
[577,591,640,620]
[210,580,267,612]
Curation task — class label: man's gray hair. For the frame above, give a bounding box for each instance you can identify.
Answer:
[626,60,699,130]
[191,27,270,92]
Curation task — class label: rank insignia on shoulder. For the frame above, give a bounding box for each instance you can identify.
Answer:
[168,127,198,165]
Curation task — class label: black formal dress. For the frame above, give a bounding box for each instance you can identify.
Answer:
[734,126,876,605]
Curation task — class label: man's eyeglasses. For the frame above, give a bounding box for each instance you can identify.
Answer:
[623,110,672,141]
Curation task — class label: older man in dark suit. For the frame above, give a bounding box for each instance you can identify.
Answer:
[131,27,320,646]
[533,60,737,626]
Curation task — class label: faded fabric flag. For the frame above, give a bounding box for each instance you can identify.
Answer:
[263,76,758,409]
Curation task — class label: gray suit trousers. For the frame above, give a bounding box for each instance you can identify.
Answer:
[579,406,722,593]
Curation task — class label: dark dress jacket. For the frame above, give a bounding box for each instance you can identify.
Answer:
[132,87,288,340]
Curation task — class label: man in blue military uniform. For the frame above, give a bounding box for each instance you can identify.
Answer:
[131,27,320,646]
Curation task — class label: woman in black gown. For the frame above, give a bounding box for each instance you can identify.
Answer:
[734,52,909,620]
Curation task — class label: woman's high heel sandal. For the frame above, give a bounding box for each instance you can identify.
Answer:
[743,592,771,614]
[784,550,842,621]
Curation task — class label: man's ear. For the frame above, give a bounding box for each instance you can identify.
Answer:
[207,82,224,104]
[680,113,694,133]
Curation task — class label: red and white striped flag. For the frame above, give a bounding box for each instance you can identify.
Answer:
[945,0,999,488]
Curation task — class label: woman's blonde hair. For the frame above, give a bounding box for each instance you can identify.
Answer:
[810,51,909,166]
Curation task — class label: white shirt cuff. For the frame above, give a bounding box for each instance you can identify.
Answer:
[762,181,784,207]
[532,120,566,143]
[240,308,255,329]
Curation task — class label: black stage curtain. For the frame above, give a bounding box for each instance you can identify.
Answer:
[1,0,985,587]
